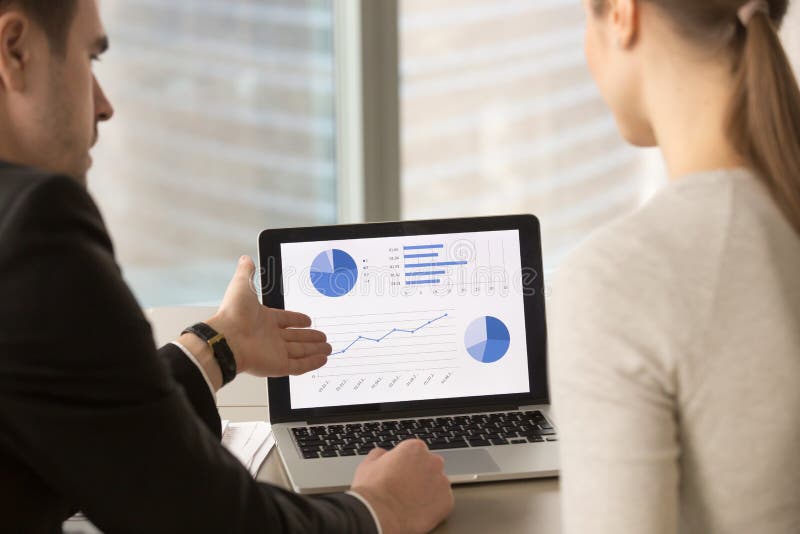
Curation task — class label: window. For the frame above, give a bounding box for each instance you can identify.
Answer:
[399,0,800,270]
[90,0,337,307]
[90,0,800,306]
[399,0,666,271]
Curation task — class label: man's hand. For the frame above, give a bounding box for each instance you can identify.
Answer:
[351,440,454,534]
[207,256,332,377]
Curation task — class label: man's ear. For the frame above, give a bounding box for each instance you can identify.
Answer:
[609,0,639,49]
[0,12,31,93]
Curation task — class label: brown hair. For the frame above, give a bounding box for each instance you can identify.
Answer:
[0,0,78,56]
[592,0,800,236]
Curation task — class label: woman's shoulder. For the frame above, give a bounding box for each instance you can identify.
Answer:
[563,168,755,279]
[552,170,756,339]
[549,169,760,376]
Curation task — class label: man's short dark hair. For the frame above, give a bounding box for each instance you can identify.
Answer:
[0,0,78,56]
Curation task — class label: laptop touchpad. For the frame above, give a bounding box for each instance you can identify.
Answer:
[438,449,501,475]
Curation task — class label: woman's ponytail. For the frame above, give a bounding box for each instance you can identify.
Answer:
[728,8,800,235]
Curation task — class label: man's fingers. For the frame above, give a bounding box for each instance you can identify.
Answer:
[287,354,329,375]
[236,255,256,280]
[275,309,312,328]
[394,438,429,453]
[221,256,256,298]
[365,447,388,462]
[430,452,446,470]
[287,341,332,358]
[282,328,327,343]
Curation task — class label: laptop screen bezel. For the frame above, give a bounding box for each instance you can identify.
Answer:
[258,215,548,424]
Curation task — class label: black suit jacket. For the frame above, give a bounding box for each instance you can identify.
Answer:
[0,161,377,533]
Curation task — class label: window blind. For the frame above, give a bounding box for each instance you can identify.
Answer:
[90,0,336,305]
[400,0,665,268]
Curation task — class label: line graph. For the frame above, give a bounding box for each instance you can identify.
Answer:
[330,313,449,356]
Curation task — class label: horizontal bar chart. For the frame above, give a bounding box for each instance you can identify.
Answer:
[405,270,447,277]
[404,252,439,259]
[403,244,444,250]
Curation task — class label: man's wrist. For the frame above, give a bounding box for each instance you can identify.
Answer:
[176,332,223,391]
[349,486,399,534]
[205,314,246,375]
[171,341,217,398]
[345,490,384,534]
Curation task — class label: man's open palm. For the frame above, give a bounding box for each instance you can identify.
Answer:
[209,256,332,377]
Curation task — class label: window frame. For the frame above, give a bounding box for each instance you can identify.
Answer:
[334,0,401,224]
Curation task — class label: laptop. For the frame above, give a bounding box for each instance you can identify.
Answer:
[258,215,558,494]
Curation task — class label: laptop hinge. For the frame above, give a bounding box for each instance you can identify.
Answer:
[303,403,522,425]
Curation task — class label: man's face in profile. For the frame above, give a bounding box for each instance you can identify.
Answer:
[3,0,113,183]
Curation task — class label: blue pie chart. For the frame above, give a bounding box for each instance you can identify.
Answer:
[310,249,358,297]
[464,316,510,363]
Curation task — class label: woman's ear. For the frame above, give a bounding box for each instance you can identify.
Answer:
[0,12,31,93]
[609,0,639,49]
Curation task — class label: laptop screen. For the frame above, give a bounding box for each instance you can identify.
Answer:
[280,229,531,410]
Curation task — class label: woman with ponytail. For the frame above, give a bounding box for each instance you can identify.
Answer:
[550,1,800,533]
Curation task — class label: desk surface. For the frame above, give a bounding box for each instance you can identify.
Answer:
[64,453,560,534]
[256,447,562,533]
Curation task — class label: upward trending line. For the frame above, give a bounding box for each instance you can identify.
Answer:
[330,313,449,356]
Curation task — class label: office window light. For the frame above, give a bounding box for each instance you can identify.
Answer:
[88,0,800,306]
[400,0,800,269]
[90,0,337,306]
[399,0,666,269]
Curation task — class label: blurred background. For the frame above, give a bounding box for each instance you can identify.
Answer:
[89,0,800,307]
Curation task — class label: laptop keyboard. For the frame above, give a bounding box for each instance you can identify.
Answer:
[291,410,557,459]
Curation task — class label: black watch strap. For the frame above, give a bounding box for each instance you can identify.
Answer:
[182,322,237,386]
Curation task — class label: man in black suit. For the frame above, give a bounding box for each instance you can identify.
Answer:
[0,1,453,532]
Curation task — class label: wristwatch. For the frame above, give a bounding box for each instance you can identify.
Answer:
[182,322,237,386]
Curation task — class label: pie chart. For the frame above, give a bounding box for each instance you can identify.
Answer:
[464,316,510,363]
[310,249,358,297]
